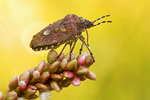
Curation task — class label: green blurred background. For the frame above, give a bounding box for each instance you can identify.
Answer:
[0,0,149,100]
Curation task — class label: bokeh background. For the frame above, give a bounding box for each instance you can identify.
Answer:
[0,0,150,100]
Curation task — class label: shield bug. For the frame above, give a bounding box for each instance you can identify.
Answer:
[30,14,112,61]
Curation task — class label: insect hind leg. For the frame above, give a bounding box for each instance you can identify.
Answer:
[79,30,90,55]
[78,35,95,62]
[79,43,83,54]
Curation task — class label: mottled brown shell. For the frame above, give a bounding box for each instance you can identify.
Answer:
[30,14,94,51]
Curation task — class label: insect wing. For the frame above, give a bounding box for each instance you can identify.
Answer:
[30,24,74,51]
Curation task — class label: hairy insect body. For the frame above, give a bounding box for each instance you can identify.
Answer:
[30,14,111,61]
[30,14,94,51]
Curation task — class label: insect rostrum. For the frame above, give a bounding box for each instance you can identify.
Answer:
[30,14,111,60]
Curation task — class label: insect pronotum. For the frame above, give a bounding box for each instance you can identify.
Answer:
[30,14,112,61]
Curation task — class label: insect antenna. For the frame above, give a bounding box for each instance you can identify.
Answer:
[93,15,112,26]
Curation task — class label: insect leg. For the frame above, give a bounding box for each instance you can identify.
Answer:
[78,35,95,62]
[69,38,78,60]
[79,43,83,54]
[70,38,78,53]
[57,43,67,59]
[85,29,90,46]
[70,43,72,51]
[78,34,85,54]
[69,43,73,61]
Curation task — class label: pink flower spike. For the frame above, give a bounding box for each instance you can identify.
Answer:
[77,55,86,66]
[18,81,27,90]
[37,60,45,73]
[71,77,81,86]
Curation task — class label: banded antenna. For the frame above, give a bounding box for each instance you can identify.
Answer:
[93,15,112,26]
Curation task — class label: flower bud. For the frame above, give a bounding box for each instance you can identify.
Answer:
[39,91,52,100]
[24,94,38,99]
[6,92,17,100]
[71,77,81,86]
[37,60,45,73]
[75,66,89,76]
[35,83,51,92]
[63,71,75,79]
[9,75,18,91]
[40,71,50,83]
[79,76,86,81]
[28,66,36,75]
[60,79,70,87]
[47,50,58,64]
[56,67,63,73]
[85,70,96,80]
[18,81,27,90]
[43,62,49,72]
[63,53,75,61]
[15,87,21,95]
[84,56,94,67]
[19,71,30,84]
[51,74,63,81]
[77,55,86,66]
[48,61,60,73]
[70,53,75,60]
[33,70,40,79]
[67,59,77,71]
[50,81,60,92]
[24,85,37,97]
[30,70,40,84]
[60,59,68,70]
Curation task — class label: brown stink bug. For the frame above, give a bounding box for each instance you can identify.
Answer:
[30,14,112,61]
